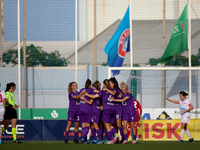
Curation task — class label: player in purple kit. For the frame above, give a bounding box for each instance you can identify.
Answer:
[89,81,103,144]
[111,82,137,144]
[79,79,95,143]
[64,82,85,144]
[85,79,115,144]
[103,77,122,143]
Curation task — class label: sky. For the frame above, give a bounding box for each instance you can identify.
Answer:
[4,0,77,41]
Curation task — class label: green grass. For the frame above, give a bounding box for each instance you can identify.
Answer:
[1,141,200,150]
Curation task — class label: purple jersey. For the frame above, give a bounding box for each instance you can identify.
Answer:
[98,90,115,110]
[122,92,136,114]
[79,88,94,109]
[68,91,80,112]
[91,92,101,114]
[114,88,122,106]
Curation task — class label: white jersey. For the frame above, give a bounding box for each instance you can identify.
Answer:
[0,90,6,108]
[178,99,193,115]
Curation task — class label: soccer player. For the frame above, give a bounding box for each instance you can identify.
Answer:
[103,77,122,143]
[2,82,22,143]
[85,79,115,144]
[64,82,85,144]
[79,79,95,143]
[128,99,142,140]
[89,80,103,144]
[166,91,194,143]
[111,82,137,144]
[0,88,7,144]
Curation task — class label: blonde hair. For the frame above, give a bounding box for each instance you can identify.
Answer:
[68,82,76,93]
[120,81,128,89]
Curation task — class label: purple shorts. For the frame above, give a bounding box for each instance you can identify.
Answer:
[79,108,91,123]
[103,109,115,124]
[92,112,101,124]
[115,105,122,120]
[68,111,80,122]
[123,110,136,122]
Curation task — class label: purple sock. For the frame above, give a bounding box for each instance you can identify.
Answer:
[119,127,124,139]
[107,131,113,140]
[133,135,136,140]
[83,127,89,138]
[111,127,117,135]
[65,131,69,140]
[82,127,85,137]
[96,129,102,141]
[91,128,97,140]
[124,134,128,140]
[74,132,78,140]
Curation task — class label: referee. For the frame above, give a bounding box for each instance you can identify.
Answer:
[1,82,22,144]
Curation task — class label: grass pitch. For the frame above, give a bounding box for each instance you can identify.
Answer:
[1,141,200,150]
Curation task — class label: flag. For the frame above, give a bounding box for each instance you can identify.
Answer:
[104,7,130,76]
[160,4,188,63]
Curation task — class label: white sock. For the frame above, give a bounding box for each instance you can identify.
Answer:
[181,129,185,140]
[87,129,91,140]
[185,129,192,139]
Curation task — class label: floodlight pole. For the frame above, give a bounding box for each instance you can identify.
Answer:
[17,0,21,119]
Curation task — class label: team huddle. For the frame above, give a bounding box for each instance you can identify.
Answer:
[64,78,142,144]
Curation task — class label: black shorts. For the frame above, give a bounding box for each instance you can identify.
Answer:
[4,105,18,120]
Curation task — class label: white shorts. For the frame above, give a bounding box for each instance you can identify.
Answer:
[181,113,191,125]
[0,107,5,121]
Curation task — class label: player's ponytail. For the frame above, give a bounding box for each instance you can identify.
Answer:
[5,83,11,92]
[179,91,188,97]
[68,82,76,93]
[85,79,91,89]
[103,79,110,89]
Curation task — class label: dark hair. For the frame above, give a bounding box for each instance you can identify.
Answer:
[179,91,188,96]
[109,77,119,89]
[92,80,100,90]
[85,79,91,89]
[68,81,76,93]
[5,82,16,92]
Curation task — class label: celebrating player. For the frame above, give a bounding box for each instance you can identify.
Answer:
[166,91,194,143]
[79,79,95,143]
[103,77,122,143]
[111,82,137,144]
[128,99,142,140]
[0,88,7,144]
[89,80,103,144]
[64,82,85,144]
[2,82,22,143]
[85,79,115,144]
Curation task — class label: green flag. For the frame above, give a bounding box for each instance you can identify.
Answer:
[160,4,188,63]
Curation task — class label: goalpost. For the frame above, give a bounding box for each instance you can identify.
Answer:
[108,67,200,108]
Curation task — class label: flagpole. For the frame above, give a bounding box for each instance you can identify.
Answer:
[75,0,77,82]
[129,0,133,67]
[188,0,192,101]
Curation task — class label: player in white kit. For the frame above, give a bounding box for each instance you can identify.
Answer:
[0,89,7,144]
[166,91,194,143]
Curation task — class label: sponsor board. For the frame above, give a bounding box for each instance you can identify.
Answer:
[142,108,200,120]
[138,120,200,141]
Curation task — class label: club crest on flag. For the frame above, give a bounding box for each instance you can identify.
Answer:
[118,29,130,58]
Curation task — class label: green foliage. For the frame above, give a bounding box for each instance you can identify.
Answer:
[148,48,200,66]
[3,44,69,67]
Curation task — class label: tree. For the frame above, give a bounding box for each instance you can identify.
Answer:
[148,48,200,66]
[3,44,69,67]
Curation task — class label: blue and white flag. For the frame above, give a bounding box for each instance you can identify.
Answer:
[104,7,130,76]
